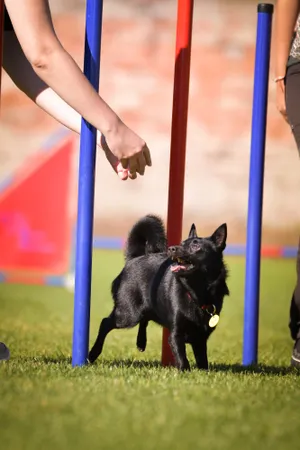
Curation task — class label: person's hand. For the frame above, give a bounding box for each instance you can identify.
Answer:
[276,78,289,123]
[99,136,129,181]
[104,121,152,180]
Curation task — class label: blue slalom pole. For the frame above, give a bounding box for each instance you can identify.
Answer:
[72,0,103,367]
[243,3,273,366]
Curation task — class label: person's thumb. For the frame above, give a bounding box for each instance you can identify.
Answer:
[116,162,129,180]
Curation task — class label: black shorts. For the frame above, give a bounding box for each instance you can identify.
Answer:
[3,6,13,31]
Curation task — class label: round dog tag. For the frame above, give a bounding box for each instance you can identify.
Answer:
[208,314,219,328]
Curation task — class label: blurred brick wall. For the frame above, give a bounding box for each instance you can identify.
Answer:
[1,0,299,244]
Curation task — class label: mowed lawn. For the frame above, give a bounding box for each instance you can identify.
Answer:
[0,251,299,450]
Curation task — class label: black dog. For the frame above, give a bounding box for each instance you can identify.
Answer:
[89,215,229,371]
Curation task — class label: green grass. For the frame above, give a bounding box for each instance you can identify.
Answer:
[0,251,299,450]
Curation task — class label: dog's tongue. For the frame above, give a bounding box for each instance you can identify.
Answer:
[171,264,186,272]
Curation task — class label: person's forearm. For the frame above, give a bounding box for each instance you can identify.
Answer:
[32,45,120,137]
[274,0,300,76]
[35,87,102,146]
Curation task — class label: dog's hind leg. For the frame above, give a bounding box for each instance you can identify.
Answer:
[136,320,148,352]
[88,312,116,364]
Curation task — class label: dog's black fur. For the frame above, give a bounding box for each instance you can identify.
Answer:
[88,214,229,371]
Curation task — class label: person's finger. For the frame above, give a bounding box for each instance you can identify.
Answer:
[134,157,141,176]
[103,148,128,179]
[129,171,137,180]
[143,145,152,167]
[121,158,129,169]
[137,153,146,176]
[116,162,129,180]
[128,157,138,180]
[129,156,138,173]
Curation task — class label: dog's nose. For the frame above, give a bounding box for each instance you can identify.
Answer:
[169,246,176,254]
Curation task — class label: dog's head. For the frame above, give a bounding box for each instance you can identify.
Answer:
[168,223,227,276]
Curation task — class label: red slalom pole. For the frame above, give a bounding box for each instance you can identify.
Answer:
[161,0,194,367]
[0,0,4,112]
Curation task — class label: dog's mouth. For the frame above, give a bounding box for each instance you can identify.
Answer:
[170,257,195,273]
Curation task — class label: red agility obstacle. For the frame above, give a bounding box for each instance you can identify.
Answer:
[162,0,194,366]
[0,134,76,285]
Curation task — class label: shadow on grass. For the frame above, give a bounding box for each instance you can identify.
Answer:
[13,355,72,365]
[95,359,300,376]
[16,356,162,370]
[209,363,300,377]
[98,358,162,370]
[13,356,300,376]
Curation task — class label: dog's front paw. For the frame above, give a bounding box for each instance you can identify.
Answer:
[137,344,146,352]
[197,365,209,371]
[136,336,147,352]
[178,361,191,372]
[136,324,147,352]
[88,350,98,364]
[196,359,209,370]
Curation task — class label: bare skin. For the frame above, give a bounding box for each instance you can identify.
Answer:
[3,0,152,180]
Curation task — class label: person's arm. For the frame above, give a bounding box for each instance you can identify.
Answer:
[2,29,128,180]
[274,0,300,78]
[3,27,91,137]
[4,0,151,178]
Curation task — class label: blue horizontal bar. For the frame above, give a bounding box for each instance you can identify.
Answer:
[91,237,297,258]
[44,275,66,287]
[41,129,71,152]
[282,247,298,258]
[93,236,124,250]
[0,175,15,194]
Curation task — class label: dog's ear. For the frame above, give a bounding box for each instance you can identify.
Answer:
[188,224,197,239]
[211,223,227,251]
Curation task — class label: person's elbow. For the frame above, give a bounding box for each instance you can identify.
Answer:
[26,41,60,72]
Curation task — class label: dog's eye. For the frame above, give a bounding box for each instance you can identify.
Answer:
[192,239,198,245]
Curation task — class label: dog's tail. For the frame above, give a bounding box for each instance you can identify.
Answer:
[125,214,167,261]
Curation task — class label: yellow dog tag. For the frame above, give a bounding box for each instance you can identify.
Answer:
[208,314,219,328]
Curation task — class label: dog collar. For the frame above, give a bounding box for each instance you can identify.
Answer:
[186,292,220,328]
